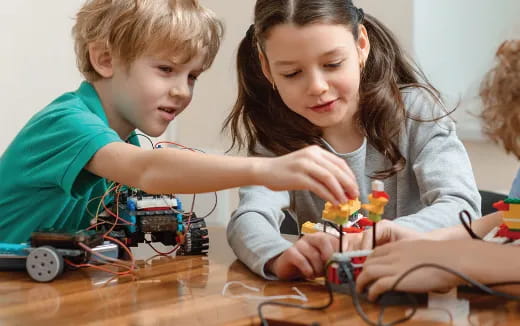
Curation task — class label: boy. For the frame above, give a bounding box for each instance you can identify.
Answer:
[0,0,358,243]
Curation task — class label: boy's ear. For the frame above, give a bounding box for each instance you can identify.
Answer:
[357,25,371,65]
[258,49,274,85]
[88,42,114,78]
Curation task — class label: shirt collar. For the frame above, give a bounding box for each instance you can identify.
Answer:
[75,81,140,146]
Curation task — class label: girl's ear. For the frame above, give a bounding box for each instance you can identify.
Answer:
[258,49,274,85]
[88,41,114,78]
[357,25,371,66]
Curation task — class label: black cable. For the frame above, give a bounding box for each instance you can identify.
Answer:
[340,264,417,326]
[323,220,343,252]
[126,133,154,149]
[257,262,335,326]
[458,210,483,240]
[197,192,219,219]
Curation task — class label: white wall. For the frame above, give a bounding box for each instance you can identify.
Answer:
[0,1,82,153]
[413,0,520,140]
[0,0,177,153]
[354,0,415,54]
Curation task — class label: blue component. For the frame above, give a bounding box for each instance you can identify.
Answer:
[177,224,184,232]
[0,243,29,256]
[129,215,137,233]
[176,197,183,225]
[127,199,137,211]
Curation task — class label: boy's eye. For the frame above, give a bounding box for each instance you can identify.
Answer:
[188,74,199,82]
[158,66,173,73]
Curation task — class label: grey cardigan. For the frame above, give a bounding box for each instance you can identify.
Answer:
[227,88,481,279]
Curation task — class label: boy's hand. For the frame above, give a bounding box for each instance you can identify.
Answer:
[267,232,339,280]
[345,220,426,251]
[356,240,468,301]
[254,145,359,205]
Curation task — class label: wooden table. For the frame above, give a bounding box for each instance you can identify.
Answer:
[1,227,519,325]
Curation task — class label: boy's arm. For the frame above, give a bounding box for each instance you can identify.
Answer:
[85,142,359,199]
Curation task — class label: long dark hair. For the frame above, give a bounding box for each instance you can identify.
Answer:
[223,0,441,178]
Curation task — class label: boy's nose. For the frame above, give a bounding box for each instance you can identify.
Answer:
[169,83,190,99]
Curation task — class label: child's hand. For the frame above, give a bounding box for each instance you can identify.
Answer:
[356,240,468,301]
[345,220,426,251]
[255,145,359,204]
[267,232,338,280]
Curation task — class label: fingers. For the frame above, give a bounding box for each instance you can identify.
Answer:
[355,249,395,292]
[320,149,359,198]
[360,230,374,250]
[314,156,359,202]
[299,146,359,202]
[303,233,337,261]
[295,239,325,278]
[344,232,363,251]
[277,247,314,280]
[299,174,339,204]
[305,161,347,204]
[366,276,396,302]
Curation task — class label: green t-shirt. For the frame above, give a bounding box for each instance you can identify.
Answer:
[0,82,139,243]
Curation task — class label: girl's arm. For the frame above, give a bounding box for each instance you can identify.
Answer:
[85,142,359,202]
[227,185,293,279]
[392,89,481,231]
[227,185,340,280]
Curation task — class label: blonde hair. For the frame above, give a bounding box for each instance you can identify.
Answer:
[480,40,520,159]
[72,0,223,81]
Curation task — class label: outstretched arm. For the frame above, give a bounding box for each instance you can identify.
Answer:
[86,142,359,201]
[357,239,520,301]
[346,211,503,251]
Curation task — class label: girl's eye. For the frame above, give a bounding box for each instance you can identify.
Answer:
[158,66,173,73]
[282,71,300,78]
[188,74,199,82]
[325,60,344,68]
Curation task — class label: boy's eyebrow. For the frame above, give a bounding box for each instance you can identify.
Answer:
[273,47,348,67]
[155,57,205,73]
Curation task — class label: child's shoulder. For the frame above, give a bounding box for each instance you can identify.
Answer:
[400,86,451,121]
[399,86,457,149]
[32,83,106,127]
[400,87,455,129]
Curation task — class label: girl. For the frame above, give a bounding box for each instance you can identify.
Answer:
[353,40,520,301]
[223,0,481,280]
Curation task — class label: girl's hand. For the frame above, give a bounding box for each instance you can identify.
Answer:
[345,220,427,251]
[254,145,359,205]
[266,232,339,280]
[356,240,472,301]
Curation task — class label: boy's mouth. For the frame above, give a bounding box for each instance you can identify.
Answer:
[158,106,177,121]
[159,106,176,114]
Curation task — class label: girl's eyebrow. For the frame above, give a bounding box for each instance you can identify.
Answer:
[273,47,348,67]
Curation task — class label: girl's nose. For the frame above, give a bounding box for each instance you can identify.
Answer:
[307,72,328,96]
